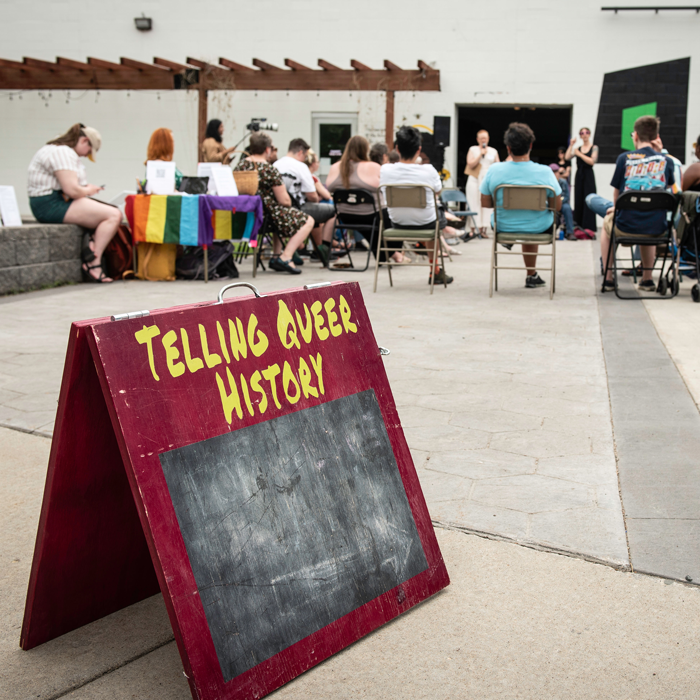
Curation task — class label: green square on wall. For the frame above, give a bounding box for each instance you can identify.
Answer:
[621,102,657,150]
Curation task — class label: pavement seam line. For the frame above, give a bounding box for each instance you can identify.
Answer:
[592,241,634,571]
[432,519,631,571]
[0,421,52,439]
[42,636,176,700]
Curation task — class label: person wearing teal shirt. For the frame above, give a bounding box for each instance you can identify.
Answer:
[480,123,562,288]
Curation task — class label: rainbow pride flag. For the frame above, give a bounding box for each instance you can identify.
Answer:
[129,195,200,246]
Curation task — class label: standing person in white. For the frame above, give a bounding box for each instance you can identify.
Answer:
[465,130,499,239]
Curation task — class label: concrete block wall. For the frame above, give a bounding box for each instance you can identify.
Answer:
[0,224,83,295]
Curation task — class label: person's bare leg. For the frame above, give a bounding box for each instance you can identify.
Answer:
[522,244,538,276]
[310,224,322,246]
[640,245,655,282]
[280,216,314,264]
[321,217,336,244]
[600,229,614,281]
[63,198,121,281]
[272,233,283,256]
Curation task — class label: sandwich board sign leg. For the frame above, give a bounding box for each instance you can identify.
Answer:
[21,281,449,699]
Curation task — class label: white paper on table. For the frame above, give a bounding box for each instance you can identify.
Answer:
[145,160,176,195]
[197,162,223,194]
[0,186,22,226]
[211,166,239,197]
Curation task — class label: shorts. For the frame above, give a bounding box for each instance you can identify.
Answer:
[29,190,72,224]
[301,202,335,225]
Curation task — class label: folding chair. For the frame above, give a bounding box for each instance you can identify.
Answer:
[440,188,477,228]
[331,188,380,272]
[373,184,445,295]
[490,184,557,300]
[601,190,679,300]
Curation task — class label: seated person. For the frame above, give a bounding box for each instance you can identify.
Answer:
[27,123,120,283]
[235,132,314,274]
[550,163,575,240]
[682,134,700,192]
[379,126,453,285]
[587,115,675,292]
[274,138,336,264]
[144,127,183,191]
[305,149,332,203]
[370,143,389,165]
[557,147,571,181]
[480,123,562,289]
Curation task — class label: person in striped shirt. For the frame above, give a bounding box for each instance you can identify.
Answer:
[27,123,120,283]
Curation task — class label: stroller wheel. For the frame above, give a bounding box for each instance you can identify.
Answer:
[671,274,680,296]
[692,284,700,303]
[657,277,668,296]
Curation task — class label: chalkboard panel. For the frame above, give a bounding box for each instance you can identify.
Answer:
[160,389,428,683]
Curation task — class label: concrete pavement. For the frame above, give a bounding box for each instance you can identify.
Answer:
[2,236,700,698]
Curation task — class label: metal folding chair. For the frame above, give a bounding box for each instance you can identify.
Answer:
[490,184,557,300]
[440,188,477,228]
[373,184,445,295]
[331,188,380,272]
[602,189,679,300]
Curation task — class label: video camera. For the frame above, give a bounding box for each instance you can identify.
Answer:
[246,118,279,132]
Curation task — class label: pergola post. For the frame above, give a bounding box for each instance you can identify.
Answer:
[198,86,208,157]
[385,90,395,148]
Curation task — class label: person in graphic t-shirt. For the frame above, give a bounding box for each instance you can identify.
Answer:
[590,115,675,293]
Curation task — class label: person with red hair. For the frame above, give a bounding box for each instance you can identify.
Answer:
[145,128,183,190]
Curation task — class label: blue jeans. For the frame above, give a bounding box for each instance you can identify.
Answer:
[585,194,613,219]
[560,201,574,234]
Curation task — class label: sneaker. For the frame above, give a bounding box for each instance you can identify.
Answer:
[525,274,546,288]
[269,256,302,275]
[501,243,514,250]
[429,269,454,285]
[638,279,656,292]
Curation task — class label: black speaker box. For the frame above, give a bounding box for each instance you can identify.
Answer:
[433,116,451,147]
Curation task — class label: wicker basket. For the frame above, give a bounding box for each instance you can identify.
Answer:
[232,170,259,196]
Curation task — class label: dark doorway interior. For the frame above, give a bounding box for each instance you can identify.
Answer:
[457,106,572,189]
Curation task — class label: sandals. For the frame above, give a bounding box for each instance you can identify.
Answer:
[269,257,302,275]
[82,261,112,283]
[81,231,96,264]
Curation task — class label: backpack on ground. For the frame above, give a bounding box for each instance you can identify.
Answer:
[136,242,177,281]
[176,241,239,281]
[103,224,134,280]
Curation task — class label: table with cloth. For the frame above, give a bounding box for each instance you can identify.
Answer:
[124,194,263,279]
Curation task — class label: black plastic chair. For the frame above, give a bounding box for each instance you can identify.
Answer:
[602,190,679,299]
[331,188,381,272]
[440,188,477,227]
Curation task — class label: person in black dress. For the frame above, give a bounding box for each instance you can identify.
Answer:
[565,127,598,232]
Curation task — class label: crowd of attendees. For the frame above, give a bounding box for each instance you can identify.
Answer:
[24,115,700,289]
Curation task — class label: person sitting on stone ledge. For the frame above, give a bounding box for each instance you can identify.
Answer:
[27,123,120,283]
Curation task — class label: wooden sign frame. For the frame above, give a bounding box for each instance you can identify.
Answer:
[21,281,449,699]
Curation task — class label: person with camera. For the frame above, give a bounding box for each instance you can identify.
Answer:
[200,119,236,165]
[235,132,314,274]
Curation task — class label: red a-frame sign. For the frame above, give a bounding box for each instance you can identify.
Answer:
[21,281,449,699]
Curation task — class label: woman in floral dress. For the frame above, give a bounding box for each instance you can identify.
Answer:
[235,132,314,274]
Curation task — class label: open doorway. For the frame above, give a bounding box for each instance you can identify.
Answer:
[456,105,572,189]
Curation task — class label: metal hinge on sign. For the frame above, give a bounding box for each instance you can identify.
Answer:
[111,310,150,322]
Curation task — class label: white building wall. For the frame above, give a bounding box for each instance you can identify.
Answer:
[1,0,698,215]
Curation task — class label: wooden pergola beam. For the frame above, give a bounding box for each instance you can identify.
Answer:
[350,60,372,71]
[87,57,131,71]
[56,57,89,70]
[24,58,76,72]
[318,59,342,71]
[219,58,255,72]
[383,60,402,71]
[120,57,170,73]
[252,59,282,71]
[285,59,312,71]
[154,57,191,72]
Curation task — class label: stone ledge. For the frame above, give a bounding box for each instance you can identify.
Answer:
[0,224,85,294]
